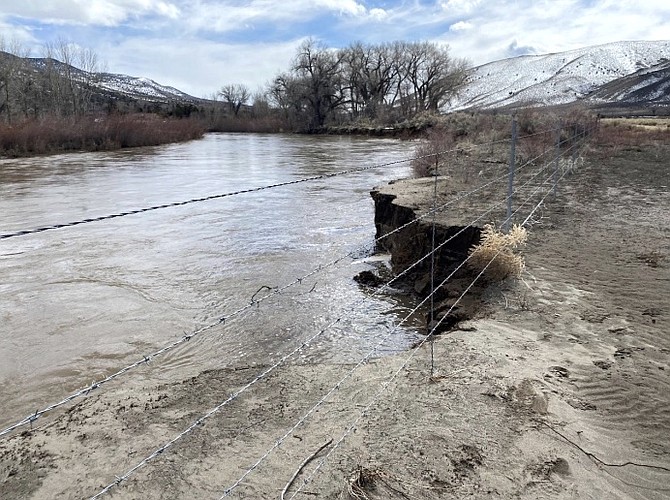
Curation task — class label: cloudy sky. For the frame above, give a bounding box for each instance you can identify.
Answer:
[0,1,668,98]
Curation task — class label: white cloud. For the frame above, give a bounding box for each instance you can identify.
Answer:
[369,8,389,21]
[0,0,180,26]
[0,18,37,48]
[449,21,472,31]
[439,0,483,14]
[99,35,304,97]
[314,0,367,16]
[186,1,310,33]
[185,0,385,34]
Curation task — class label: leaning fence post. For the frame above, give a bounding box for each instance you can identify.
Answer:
[552,124,561,198]
[504,116,517,232]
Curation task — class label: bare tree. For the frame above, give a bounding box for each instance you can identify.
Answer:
[268,72,305,129]
[290,39,348,130]
[40,39,103,116]
[396,41,468,116]
[0,37,30,123]
[76,46,102,114]
[342,42,400,120]
[219,83,250,116]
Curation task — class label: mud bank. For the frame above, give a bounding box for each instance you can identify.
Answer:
[371,181,483,331]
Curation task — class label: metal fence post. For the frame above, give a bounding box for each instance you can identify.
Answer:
[504,116,517,232]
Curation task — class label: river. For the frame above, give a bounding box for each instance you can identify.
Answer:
[0,133,422,430]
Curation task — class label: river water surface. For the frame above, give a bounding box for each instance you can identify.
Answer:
[0,133,421,429]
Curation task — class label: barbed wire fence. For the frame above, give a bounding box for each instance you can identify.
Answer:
[287,165,575,500]
[0,118,596,499]
[0,125,571,439]
[84,125,592,499]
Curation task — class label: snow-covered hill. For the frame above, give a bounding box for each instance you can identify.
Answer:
[96,73,198,102]
[587,60,670,105]
[22,56,203,104]
[446,40,670,111]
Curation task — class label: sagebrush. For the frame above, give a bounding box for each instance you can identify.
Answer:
[468,224,528,281]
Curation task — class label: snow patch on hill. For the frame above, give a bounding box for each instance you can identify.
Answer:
[446,40,670,111]
[96,73,197,101]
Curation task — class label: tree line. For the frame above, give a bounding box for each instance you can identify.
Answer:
[222,39,469,133]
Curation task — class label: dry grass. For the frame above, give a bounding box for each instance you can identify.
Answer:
[594,118,670,148]
[346,466,412,499]
[468,224,528,281]
[411,126,455,177]
[0,114,205,157]
[602,117,670,130]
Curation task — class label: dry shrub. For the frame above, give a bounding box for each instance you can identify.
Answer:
[468,224,528,281]
[0,114,205,156]
[594,118,670,148]
[206,114,286,133]
[348,467,380,499]
[347,466,408,499]
[411,126,454,177]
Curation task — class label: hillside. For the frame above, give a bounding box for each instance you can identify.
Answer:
[587,59,670,105]
[0,50,209,121]
[446,40,670,112]
[95,72,198,102]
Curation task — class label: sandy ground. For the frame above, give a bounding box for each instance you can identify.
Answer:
[1,142,669,499]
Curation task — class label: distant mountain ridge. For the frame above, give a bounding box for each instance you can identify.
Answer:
[23,56,202,104]
[446,40,670,112]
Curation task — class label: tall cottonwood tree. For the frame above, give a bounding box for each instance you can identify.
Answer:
[267,40,468,130]
[291,39,348,131]
[397,41,469,116]
[342,42,401,120]
[219,83,250,116]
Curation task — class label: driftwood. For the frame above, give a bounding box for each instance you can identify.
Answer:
[280,438,333,499]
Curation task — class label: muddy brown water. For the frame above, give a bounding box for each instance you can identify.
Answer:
[0,133,422,430]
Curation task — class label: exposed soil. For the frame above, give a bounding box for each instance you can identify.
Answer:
[1,142,669,499]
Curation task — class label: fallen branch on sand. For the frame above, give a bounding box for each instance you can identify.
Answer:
[281,438,333,499]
